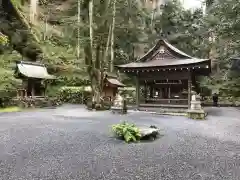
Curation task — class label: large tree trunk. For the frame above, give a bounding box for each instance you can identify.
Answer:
[88,0,102,106]
[77,0,81,59]
[88,0,100,105]
[81,0,111,108]
[109,0,116,72]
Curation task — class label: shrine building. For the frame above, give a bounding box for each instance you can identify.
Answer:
[116,39,211,109]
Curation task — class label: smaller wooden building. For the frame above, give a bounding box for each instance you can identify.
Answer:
[116,39,211,109]
[231,57,240,71]
[14,61,55,98]
[102,72,125,101]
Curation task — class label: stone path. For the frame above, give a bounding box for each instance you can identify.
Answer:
[0,105,240,179]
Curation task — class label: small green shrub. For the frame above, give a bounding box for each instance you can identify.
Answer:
[58,86,91,104]
[119,87,136,105]
[112,121,141,143]
[0,90,18,108]
[10,97,61,108]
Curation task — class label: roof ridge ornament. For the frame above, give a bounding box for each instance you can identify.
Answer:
[159,46,165,54]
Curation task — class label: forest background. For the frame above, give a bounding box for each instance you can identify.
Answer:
[0,0,240,103]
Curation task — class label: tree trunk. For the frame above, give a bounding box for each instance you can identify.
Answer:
[104,25,111,67]
[30,0,38,24]
[77,0,81,59]
[80,0,93,104]
[109,0,116,72]
[81,0,111,108]
[150,0,156,31]
[88,0,99,105]
[89,0,93,50]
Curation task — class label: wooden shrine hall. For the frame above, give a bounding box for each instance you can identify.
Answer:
[116,39,211,109]
[14,61,55,98]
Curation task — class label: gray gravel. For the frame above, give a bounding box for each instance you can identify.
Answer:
[1,105,240,180]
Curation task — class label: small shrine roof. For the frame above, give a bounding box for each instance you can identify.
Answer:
[15,61,55,79]
[106,78,125,87]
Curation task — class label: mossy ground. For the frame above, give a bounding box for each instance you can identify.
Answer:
[0,106,21,113]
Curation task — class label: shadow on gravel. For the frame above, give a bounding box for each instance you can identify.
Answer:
[205,107,221,116]
[140,134,164,143]
[111,133,164,144]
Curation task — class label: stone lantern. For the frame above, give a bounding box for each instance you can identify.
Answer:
[187,92,206,120]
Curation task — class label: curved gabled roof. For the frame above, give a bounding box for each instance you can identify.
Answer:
[138,39,193,62]
[16,61,55,79]
[117,39,210,69]
[163,40,193,59]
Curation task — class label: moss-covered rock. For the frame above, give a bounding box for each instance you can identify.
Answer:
[187,110,206,120]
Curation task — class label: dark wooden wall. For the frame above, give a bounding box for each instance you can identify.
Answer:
[138,71,191,81]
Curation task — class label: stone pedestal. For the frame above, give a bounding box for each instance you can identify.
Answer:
[111,94,127,114]
[187,94,206,120]
[139,127,160,140]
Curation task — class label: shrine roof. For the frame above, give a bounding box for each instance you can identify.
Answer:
[15,61,55,79]
[117,58,209,68]
[106,78,125,87]
[117,39,210,69]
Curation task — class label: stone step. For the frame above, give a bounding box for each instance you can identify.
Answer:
[138,107,187,113]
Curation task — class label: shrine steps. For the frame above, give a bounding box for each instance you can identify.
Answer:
[139,103,188,108]
[138,106,188,116]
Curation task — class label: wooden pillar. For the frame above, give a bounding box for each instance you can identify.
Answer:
[30,80,35,97]
[44,81,47,97]
[16,90,19,98]
[135,76,140,109]
[150,86,153,98]
[31,86,35,97]
[144,82,147,102]
[168,85,171,104]
[188,78,192,108]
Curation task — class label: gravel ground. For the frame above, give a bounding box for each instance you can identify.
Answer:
[0,105,240,180]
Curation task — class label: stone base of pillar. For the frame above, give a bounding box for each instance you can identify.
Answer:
[187,109,206,120]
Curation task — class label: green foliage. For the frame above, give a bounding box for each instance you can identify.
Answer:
[0,33,9,45]
[202,96,240,106]
[0,106,21,113]
[151,0,210,58]
[119,87,136,104]
[2,0,240,99]
[112,121,141,143]
[0,51,22,106]
[200,0,240,97]
[58,86,91,104]
[0,0,42,60]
